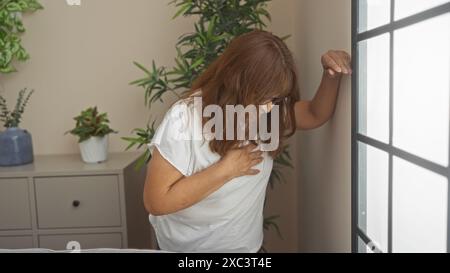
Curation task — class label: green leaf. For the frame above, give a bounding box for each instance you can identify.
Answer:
[129,77,149,85]
[133,61,152,76]
[6,3,22,12]
[189,57,204,69]
[172,1,192,19]
[0,65,17,73]
[134,150,151,171]
[207,15,217,37]
[280,34,292,41]
[0,0,42,74]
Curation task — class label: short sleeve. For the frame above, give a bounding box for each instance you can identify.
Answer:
[147,101,193,176]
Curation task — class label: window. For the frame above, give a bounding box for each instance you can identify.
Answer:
[352,0,450,253]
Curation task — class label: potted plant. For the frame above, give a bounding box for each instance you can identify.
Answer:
[65,106,118,164]
[0,88,35,166]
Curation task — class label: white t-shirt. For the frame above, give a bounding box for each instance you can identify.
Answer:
[147,97,274,253]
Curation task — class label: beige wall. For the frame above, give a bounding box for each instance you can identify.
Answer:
[0,0,301,252]
[264,0,300,253]
[293,0,352,252]
[0,0,195,155]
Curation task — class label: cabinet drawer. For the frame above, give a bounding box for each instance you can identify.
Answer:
[34,175,122,229]
[0,178,32,230]
[39,233,122,250]
[0,236,34,249]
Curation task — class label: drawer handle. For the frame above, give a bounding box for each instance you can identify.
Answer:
[72,200,81,208]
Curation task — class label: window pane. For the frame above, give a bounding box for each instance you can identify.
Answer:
[393,157,448,253]
[358,236,367,253]
[393,14,450,166]
[359,0,391,32]
[395,0,449,20]
[358,143,389,252]
[358,34,390,143]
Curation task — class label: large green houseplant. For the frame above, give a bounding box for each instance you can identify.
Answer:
[0,0,43,73]
[123,0,292,251]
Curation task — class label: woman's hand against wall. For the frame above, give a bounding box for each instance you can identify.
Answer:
[321,50,352,78]
[217,144,264,181]
[294,50,352,130]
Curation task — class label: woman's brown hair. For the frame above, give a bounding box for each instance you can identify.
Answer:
[184,30,300,158]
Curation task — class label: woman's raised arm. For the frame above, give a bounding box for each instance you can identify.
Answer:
[295,50,352,130]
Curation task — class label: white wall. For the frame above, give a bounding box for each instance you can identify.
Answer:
[293,0,352,252]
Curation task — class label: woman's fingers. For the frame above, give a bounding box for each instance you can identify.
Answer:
[322,50,353,75]
[323,54,342,73]
[251,156,264,165]
[243,143,258,153]
[245,148,263,176]
[341,51,352,66]
[249,150,263,158]
[338,51,353,74]
[224,143,264,177]
[245,169,261,176]
[243,144,263,159]
[248,151,263,168]
[329,51,349,74]
[220,143,265,179]
[335,51,352,74]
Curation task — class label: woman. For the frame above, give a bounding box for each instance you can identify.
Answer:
[143,30,351,253]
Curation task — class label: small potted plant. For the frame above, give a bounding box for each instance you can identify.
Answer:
[65,106,118,164]
[0,88,35,166]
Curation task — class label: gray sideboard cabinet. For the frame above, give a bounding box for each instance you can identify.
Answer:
[0,152,156,250]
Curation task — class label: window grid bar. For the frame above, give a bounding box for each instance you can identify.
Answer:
[357,134,449,177]
[447,41,450,253]
[357,2,450,42]
[357,227,385,253]
[351,0,359,253]
[387,0,395,254]
[357,228,371,246]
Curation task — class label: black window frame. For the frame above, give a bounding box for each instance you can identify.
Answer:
[351,0,450,253]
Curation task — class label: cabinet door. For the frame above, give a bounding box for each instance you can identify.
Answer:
[0,236,34,249]
[0,178,32,230]
[34,175,122,229]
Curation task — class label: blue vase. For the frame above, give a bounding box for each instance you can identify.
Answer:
[0,127,34,166]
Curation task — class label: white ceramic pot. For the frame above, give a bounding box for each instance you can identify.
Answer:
[79,135,109,164]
